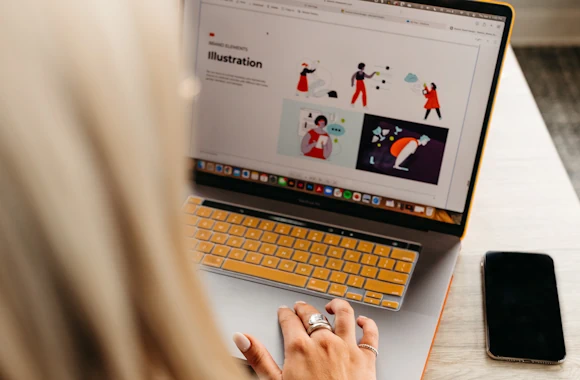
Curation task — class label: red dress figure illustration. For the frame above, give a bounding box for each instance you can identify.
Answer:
[296,63,316,97]
[351,63,376,108]
[301,115,333,160]
[423,82,442,120]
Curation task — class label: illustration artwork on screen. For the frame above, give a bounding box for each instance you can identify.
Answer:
[356,114,448,185]
[404,73,443,120]
[296,59,338,99]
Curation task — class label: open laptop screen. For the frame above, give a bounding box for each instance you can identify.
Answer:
[185,0,512,235]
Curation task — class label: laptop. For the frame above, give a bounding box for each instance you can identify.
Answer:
[182,0,514,378]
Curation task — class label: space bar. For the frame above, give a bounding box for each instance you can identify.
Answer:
[222,260,308,288]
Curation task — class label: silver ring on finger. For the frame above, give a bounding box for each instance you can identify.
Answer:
[307,322,333,335]
[358,344,379,357]
[306,313,333,336]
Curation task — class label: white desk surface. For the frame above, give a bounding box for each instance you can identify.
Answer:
[424,47,580,379]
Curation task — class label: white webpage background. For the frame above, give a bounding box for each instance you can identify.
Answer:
[189,0,503,212]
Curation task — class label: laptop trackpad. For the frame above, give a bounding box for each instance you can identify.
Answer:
[202,270,442,380]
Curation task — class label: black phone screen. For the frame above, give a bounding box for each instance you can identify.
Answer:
[483,252,566,363]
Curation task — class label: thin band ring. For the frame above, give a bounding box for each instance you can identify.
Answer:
[358,344,379,357]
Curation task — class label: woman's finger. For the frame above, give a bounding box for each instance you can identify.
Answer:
[357,316,379,359]
[325,298,356,346]
[293,301,334,339]
[278,305,309,349]
[233,332,282,380]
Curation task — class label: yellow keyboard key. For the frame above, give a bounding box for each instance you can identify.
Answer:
[210,233,228,245]
[292,251,310,263]
[212,245,230,257]
[184,204,197,214]
[261,232,279,244]
[344,262,361,275]
[294,239,311,251]
[229,248,246,261]
[296,263,313,276]
[374,245,391,256]
[198,218,215,230]
[185,226,197,237]
[308,254,326,267]
[258,220,276,231]
[186,238,199,250]
[340,237,357,249]
[312,267,330,280]
[378,269,409,284]
[279,260,297,272]
[329,271,348,284]
[327,247,345,259]
[202,254,224,268]
[328,283,348,297]
[307,278,329,293]
[364,297,380,306]
[361,254,379,266]
[326,258,344,271]
[347,275,365,288]
[195,229,212,241]
[222,260,308,288]
[229,225,246,236]
[364,279,405,296]
[274,224,292,235]
[391,249,417,263]
[307,230,324,242]
[290,227,307,239]
[212,210,229,221]
[395,261,413,274]
[185,215,199,226]
[214,221,230,233]
[242,240,261,252]
[226,236,244,248]
[357,241,374,253]
[242,217,259,228]
[344,250,361,262]
[323,234,341,246]
[245,252,264,265]
[310,243,328,255]
[245,228,262,240]
[278,236,295,247]
[346,292,363,301]
[258,243,277,255]
[263,257,280,268]
[378,257,395,270]
[196,206,213,218]
[382,300,400,309]
[275,247,294,259]
[226,213,244,224]
[365,291,383,299]
[188,197,203,205]
[189,251,204,263]
[360,266,378,278]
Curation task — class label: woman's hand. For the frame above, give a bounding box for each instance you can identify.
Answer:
[233,299,379,380]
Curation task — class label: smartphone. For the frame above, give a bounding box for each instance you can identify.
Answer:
[482,252,566,364]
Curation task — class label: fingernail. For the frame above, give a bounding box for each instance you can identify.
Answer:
[279,305,289,309]
[233,332,251,353]
[359,315,367,319]
[295,301,306,305]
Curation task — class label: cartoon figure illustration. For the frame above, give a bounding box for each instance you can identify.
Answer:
[351,63,377,108]
[296,63,316,97]
[423,83,442,120]
[390,135,431,171]
[301,115,333,160]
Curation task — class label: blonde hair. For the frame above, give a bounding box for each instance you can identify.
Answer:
[0,0,247,379]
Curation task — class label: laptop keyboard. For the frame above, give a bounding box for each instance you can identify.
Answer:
[184,196,420,311]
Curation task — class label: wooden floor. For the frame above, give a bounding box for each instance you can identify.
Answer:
[514,47,580,197]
